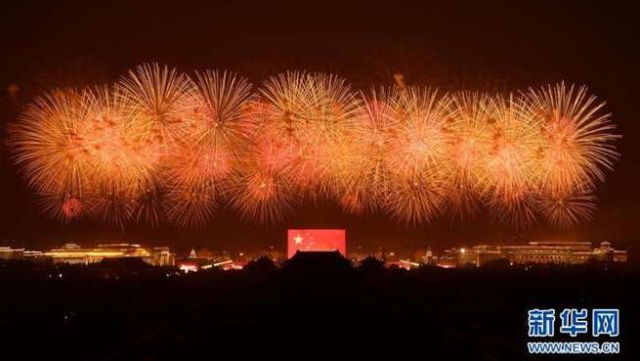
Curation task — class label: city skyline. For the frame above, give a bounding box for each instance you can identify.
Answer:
[0,238,630,265]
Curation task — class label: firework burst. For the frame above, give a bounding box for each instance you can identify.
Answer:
[118,63,195,153]
[539,185,597,228]
[8,65,620,229]
[445,92,492,218]
[337,89,396,214]
[526,82,619,194]
[10,89,95,220]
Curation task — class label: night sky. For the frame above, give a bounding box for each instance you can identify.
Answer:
[0,0,638,254]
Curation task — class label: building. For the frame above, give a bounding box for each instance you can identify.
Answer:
[593,241,628,262]
[175,249,217,272]
[436,247,477,268]
[501,242,593,265]
[0,247,25,260]
[148,247,176,266]
[441,241,628,267]
[284,250,353,274]
[1,247,52,263]
[436,256,457,268]
[421,247,438,265]
[44,243,175,266]
[23,250,50,262]
[472,245,504,265]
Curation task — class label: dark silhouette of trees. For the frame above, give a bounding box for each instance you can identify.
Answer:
[0,256,637,360]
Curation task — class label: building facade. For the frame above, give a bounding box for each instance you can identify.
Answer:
[44,243,175,266]
[442,241,628,267]
[0,247,25,260]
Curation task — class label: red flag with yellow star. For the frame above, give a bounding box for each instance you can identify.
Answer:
[287,229,346,258]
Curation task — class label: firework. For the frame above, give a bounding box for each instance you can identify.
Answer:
[539,185,597,228]
[164,70,254,226]
[381,86,453,224]
[166,181,218,227]
[525,82,619,194]
[8,64,620,228]
[87,184,135,227]
[118,63,195,153]
[481,93,540,227]
[10,89,95,220]
[227,140,300,224]
[445,91,492,218]
[260,72,361,195]
[337,88,396,214]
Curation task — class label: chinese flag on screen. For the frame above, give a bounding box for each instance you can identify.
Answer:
[287,229,346,258]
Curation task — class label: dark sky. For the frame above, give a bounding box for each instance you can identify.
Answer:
[0,0,638,254]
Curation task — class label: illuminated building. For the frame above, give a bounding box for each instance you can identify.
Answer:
[436,248,463,268]
[436,255,457,268]
[442,241,628,267]
[23,250,49,262]
[173,248,249,272]
[0,247,51,262]
[287,229,346,258]
[417,247,438,265]
[44,243,175,266]
[221,261,245,271]
[0,247,25,260]
[593,241,628,262]
[435,247,479,268]
[45,243,120,265]
[471,245,503,266]
[394,259,420,270]
[175,249,220,272]
[148,247,176,266]
[501,242,593,265]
